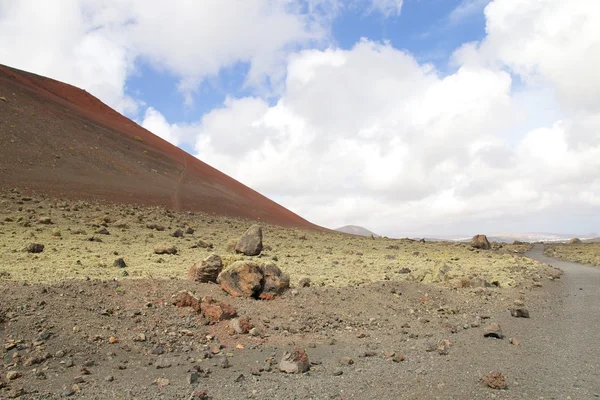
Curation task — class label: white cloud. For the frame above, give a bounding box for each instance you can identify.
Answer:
[448,0,491,24]
[368,0,404,17]
[0,0,332,111]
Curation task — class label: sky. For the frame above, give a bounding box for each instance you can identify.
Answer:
[1,0,599,237]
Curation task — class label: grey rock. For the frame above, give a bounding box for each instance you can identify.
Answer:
[235,225,263,256]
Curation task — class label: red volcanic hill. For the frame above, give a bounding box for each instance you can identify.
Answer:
[0,64,319,229]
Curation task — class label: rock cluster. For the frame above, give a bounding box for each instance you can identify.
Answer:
[171,291,237,321]
[218,261,289,299]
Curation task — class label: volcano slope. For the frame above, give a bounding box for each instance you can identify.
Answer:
[0,64,314,229]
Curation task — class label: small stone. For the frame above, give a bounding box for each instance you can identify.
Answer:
[234,374,245,383]
[187,372,199,385]
[229,317,253,334]
[332,370,343,376]
[108,336,118,344]
[249,327,260,337]
[481,371,508,389]
[73,376,85,384]
[298,278,311,287]
[154,244,177,255]
[483,323,504,339]
[155,358,172,369]
[153,377,170,388]
[338,357,354,365]
[172,229,184,238]
[151,346,164,355]
[6,371,21,380]
[279,348,310,373]
[392,354,406,363]
[383,351,395,358]
[510,338,520,345]
[26,243,45,253]
[219,356,230,369]
[510,308,530,318]
[60,388,75,397]
[105,375,114,382]
[113,258,127,268]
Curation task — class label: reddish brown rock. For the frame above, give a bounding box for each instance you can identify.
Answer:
[471,234,491,250]
[188,254,223,283]
[481,371,508,389]
[171,291,202,313]
[201,296,237,321]
[218,261,263,298]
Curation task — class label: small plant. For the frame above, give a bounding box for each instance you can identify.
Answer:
[133,135,143,142]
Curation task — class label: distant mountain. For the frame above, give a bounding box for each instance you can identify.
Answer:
[447,233,600,243]
[335,225,379,237]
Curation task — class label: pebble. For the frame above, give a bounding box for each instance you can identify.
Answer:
[6,371,21,380]
[338,357,354,365]
[60,388,75,397]
[483,323,504,339]
[510,308,530,318]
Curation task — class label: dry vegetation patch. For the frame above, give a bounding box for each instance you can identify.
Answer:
[0,190,557,289]
[544,243,600,266]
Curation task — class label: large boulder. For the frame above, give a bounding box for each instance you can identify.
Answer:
[569,238,582,244]
[235,225,263,256]
[188,254,223,283]
[260,263,290,299]
[471,234,491,250]
[218,261,290,299]
[218,261,263,297]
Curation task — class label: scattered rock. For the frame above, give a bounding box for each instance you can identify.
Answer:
[6,371,21,380]
[338,357,354,365]
[483,323,504,339]
[279,348,310,373]
[188,254,223,283]
[97,227,110,235]
[26,243,44,253]
[201,296,237,321]
[146,224,166,231]
[172,229,184,238]
[154,244,177,255]
[229,317,253,334]
[510,308,530,318]
[298,277,311,288]
[113,258,127,268]
[38,216,52,225]
[185,227,195,235]
[235,225,263,256]
[569,238,582,244]
[471,234,491,250]
[481,371,508,390]
[510,337,520,345]
[171,291,202,313]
